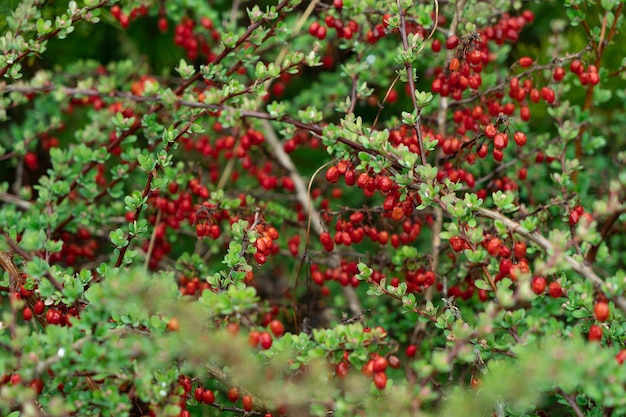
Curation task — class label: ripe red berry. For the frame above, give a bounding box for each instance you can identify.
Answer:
[227,387,240,403]
[336,362,349,378]
[493,133,508,149]
[553,66,565,81]
[485,123,497,138]
[194,387,204,402]
[203,388,215,404]
[372,356,388,372]
[406,344,417,357]
[531,276,546,295]
[569,59,583,74]
[431,38,441,52]
[309,22,320,36]
[316,25,327,40]
[268,319,285,337]
[242,394,254,411]
[34,299,45,315]
[373,371,387,390]
[24,152,39,170]
[541,86,555,104]
[594,301,609,322]
[513,241,527,258]
[548,281,563,298]
[446,35,459,49]
[486,238,502,256]
[259,331,273,349]
[449,236,465,252]
[157,17,168,33]
[46,308,63,325]
[248,330,260,347]
[588,324,603,342]
[519,56,533,67]
[23,307,33,321]
[326,166,339,183]
[449,57,460,71]
[616,349,626,365]
[513,131,527,146]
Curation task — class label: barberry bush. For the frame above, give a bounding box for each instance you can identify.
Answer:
[1,0,625,416]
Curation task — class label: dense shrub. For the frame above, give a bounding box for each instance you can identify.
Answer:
[1,1,625,416]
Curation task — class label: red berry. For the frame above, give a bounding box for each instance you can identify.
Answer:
[372,356,388,372]
[493,133,508,149]
[23,307,33,321]
[553,67,565,81]
[513,241,527,258]
[594,301,609,322]
[616,349,626,364]
[24,152,39,170]
[316,25,327,40]
[541,86,555,104]
[446,35,459,49]
[569,59,583,74]
[45,308,63,325]
[157,17,168,33]
[548,281,563,298]
[326,166,339,183]
[361,360,374,377]
[406,344,417,357]
[194,387,204,402]
[519,56,533,67]
[242,394,254,411]
[30,378,44,394]
[449,58,460,71]
[34,300,45,315]
[529,88,540,103]
[531,276,546,295]
[309,22,320,37]
[513,132,527,146]
[268,319,285,337]
[486,238,502,256]
[336,362,349,378]
[588,324,603,342]
[373,371,387,390]
[449,236,465,252]
[259,331,273,349]
[388,355,401,369]
[227,387,240,403]
[431,38,441,53]
[202,389,215,404]
[485,124,497,138]
[248,330,260,347]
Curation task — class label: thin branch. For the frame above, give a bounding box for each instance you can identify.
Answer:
[556,388,585,417]
[396,0,427,165]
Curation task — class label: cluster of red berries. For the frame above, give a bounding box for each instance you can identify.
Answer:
[173,16,220,61]
[248,319,285,350]
[568,205,593,226]
[252,223,280,265]
[49,228,98,267]
[360,352,400,390]
[283,130,321,154]
[569,59,600,86]
[178,276,210,297]
[110,4,148,29]
[309,0,359,41]
[0,373,44,395]
[23,297,78,327]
